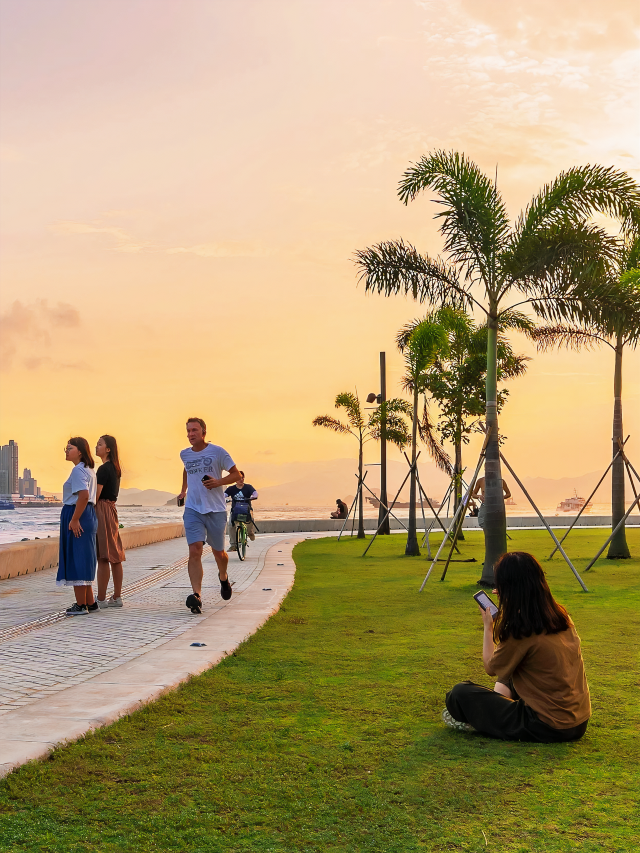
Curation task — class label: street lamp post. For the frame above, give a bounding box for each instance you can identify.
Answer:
[378,352,390,534]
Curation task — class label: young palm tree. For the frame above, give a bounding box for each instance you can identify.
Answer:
[531,239,640,558]
[356,151,639,583]
[397,315,450,555]
[313,392,411,538]
[398,308,530,538]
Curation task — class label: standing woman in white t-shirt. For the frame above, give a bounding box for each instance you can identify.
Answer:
[57,437,99,616]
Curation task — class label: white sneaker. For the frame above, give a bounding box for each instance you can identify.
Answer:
[96,599,110,610]
[107,596,123,607]
[441,709,475,732]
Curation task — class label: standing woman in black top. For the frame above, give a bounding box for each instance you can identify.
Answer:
[95,435,126,608]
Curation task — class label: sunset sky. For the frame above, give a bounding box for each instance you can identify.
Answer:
[1,0,639,495]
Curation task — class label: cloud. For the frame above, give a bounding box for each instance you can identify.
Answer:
[53,219,270,258]
[414,0,640,173]
[256,450,276,456]
[53,220,152,252]
[166,241,271,258]
[23,356,89,371]
[0,300,82,369]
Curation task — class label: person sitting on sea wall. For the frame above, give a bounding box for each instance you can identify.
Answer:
[57,437,99,616]
[471,474,511,528]
[442,551,591,742]
[331,499,348,519]
[95,435,126,609]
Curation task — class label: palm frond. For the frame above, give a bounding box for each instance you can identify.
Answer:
[312,416,353,436]
[528,325,605,353]
[398,150,511,284]
[495,353,530,379]
[514,165,640,239]
[503,220,617,297]
[403,319,450,382]
[334,391,364,430]
[369,411,411,450]
[354,240,468,307]
[417,401,453,475]
[495,309,536,335]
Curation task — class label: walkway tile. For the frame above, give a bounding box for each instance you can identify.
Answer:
[0,532,315,776]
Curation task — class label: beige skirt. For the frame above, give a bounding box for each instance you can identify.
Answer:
[96,500,126,563]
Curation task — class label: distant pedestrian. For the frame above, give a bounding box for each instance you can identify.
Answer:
[57,437,98,616]
[331,498,348,519]
[95,435,126,608]
[176,417,242,614]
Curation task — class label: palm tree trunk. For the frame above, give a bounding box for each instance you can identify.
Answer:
[480,313,507,585]
[454,417,465,542]
[405,385,420,555]
[357,436,365,538]
[607,334,630,558]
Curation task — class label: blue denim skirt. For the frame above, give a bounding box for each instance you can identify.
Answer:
[56,503,98,587]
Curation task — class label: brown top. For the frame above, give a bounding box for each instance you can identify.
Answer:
[489,621,591,729]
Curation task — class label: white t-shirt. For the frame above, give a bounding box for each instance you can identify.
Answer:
[62,463,97,506]
[180,443,235,514]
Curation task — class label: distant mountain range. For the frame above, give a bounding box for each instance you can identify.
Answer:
[119,487,176,506]
[118,459,617,509]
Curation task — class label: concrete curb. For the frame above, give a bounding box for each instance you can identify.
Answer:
[0,537,302,778]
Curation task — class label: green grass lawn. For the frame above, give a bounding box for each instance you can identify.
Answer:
[1,529,639,852]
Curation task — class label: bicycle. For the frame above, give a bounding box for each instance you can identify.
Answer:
[233,511,250,561]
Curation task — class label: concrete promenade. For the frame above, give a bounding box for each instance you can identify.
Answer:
[0,532,309,777]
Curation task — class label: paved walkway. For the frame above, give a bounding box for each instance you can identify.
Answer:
[0,533,311,776]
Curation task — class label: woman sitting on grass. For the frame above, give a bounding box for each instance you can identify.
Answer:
[443,552,591,742]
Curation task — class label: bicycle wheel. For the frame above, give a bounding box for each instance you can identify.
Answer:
[235,523,247,561]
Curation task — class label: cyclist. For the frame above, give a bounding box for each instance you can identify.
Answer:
[225,471,258,551]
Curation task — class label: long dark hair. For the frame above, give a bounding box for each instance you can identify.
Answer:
[100,434,122,478]
[68,437,94,469]
[493,552,570,643]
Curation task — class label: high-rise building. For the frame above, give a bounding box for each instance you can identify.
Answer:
[0,440,19,494]
[19,468,38,496]
[0,470,8,496]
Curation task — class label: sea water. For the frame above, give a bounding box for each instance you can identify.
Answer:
[0,502,619,545]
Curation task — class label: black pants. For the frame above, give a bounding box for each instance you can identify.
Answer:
[446,681,589,743]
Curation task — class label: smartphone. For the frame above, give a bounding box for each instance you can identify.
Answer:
[177,496,185,507]
[201,475,212,483]
[473,590,498,620]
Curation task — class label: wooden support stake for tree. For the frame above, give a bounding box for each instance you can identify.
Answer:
[498,453,588,592]
[549,437,630,558]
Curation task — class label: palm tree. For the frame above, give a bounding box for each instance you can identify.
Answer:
[356,151,639,583]
[397,315,450,555]
[531,238,640,558]
[313,391,411,538]
[398,308,530,538]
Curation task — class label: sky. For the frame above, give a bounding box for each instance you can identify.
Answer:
[1,0,639,494]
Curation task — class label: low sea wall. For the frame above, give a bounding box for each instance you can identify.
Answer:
[255,514,638,534]
[2,515,638,581]
[0,522,185,581]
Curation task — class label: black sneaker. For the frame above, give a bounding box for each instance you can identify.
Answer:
[87,602,100,613]
[185,593,202,614]
[66,603,88,616]
[219,575,232,601]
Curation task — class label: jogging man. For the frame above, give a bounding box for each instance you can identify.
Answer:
[177,417,241,613]
[225,471,258,551]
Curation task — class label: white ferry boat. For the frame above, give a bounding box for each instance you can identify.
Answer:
[557,490,592,512]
